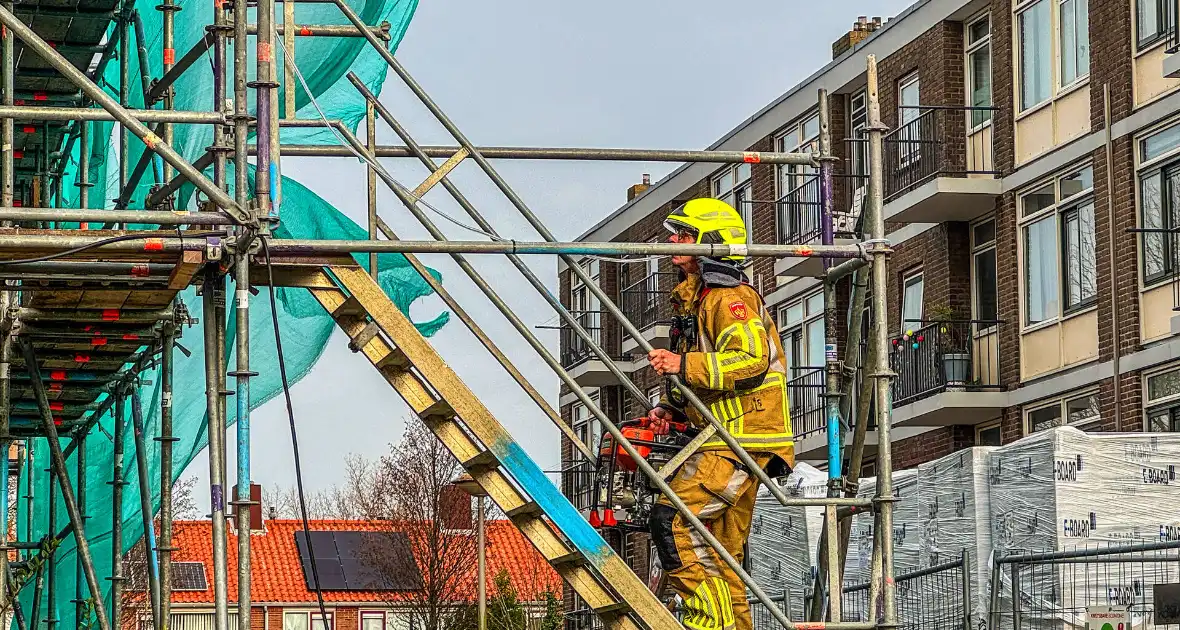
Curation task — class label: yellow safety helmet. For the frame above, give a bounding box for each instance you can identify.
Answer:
[663,198,747,263]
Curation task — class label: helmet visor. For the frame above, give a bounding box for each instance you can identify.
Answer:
[663,218,698,240]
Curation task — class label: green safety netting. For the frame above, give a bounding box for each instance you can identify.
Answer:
[15,0,444,627]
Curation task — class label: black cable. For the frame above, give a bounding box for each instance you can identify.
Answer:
[0,230,227,266]
[259,237,330,623]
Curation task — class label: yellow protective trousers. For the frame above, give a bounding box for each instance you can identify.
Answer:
[650,451,770,630]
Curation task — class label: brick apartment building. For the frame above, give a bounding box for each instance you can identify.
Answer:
[556,0,1180,616]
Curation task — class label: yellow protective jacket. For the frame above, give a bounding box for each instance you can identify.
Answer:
[660,273,795,471]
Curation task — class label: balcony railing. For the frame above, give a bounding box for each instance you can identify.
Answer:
[776,176,824,245]
[785,366,826,440]
[884,106,1000,201]
[889,319,1003,406]
[620,272,677,331]
[1167,0,1180,53]
[560,313,603,367]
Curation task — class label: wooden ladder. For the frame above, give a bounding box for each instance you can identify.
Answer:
[306,262,680,630]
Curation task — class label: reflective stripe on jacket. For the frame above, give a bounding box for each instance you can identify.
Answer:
[663,274,795,467]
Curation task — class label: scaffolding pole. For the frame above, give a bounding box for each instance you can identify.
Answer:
[261,143,821,164]
[111,391,126,630]
[158,327,176,630]
[865,54,897,630]
[203,272,230,630]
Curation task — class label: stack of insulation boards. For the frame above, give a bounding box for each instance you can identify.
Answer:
[841,469,922,625]
[746,462,827,622]
[988,427,1180,630]
[918,447,995,630]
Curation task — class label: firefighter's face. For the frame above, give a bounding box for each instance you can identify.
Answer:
[669,230,699,273]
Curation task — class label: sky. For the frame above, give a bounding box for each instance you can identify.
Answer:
[182,0,917,510]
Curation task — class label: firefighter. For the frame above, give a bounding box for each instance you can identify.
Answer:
[645,198,794,630]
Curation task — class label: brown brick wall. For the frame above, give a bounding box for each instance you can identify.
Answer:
[891,426,975,471]
[884,224,973,331]
[1089,0,1133,127]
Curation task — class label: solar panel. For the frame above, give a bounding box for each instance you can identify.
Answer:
[294,530,347,590]
[293,530,422,592]
[171,562,208,591]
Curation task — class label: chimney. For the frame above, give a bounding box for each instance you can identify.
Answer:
[232,483,264,531]
[832,15,885,59]
[627,173,652,202]
[438,484,474,531]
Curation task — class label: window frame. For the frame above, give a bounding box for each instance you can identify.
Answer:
[774,111,822,247]
[569,391,601,509]
[1024,389,1101,435]
[971,217,999,333]
[1056,0,1090,90]
[282,611,334,630]
[712,162,753,225]
[976,421,1002,446]
[570,258,602,344]
[1017,164,1097,329]
[359,611,401,630]
[1143,363,1180,432]
[777,289,825,372]
[965,12,994,130]
[900,269,925,334]
[1135,0,1175,53]
[1136,120,1180,287]
[1014,0,1090,116]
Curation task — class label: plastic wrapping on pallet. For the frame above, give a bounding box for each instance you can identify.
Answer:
[844,469,921,586]
[918,447,995,628]
[989,427,1180,629]
[747,462,827,617]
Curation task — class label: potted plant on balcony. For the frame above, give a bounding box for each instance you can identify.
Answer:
[927,303,971,387]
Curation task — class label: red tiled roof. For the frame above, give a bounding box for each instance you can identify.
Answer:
[168,519,560,604]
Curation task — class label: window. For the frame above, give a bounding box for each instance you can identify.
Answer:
[648,386,662,407]
[899,74,921,125]
[1017,0,1088,112]
[1026,391,1100,434]
[778,291,825,372]
[282,612,332,630]
[1138,122,1180,285]
[976,422,1002,446]
[848,90,868,177]
[900,271,924,332]
[570,393,601,509]
[570,259,601,344]
[966,14,993,128]
[1146,364,1180,432]
[1019,165,1096,325]
[776,112,821,237]
[360,612,401,630]
[1058,0,1089,87]
[972,220,998,324]
[897,74,921,164]
[1018,0,1052,110]
[1137,0,1175,51]
[713,163,753,228]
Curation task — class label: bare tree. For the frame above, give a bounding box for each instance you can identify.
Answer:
[377,417,485,630]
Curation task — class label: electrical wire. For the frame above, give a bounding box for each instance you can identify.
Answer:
[0,231,227,266]
[259,237,331,624]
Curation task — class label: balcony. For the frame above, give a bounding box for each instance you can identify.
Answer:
[888,319,1005,426]
[882,106,1001,224]
[560,316,618,387]
[771,176,861,279]
[620,272,677,353]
